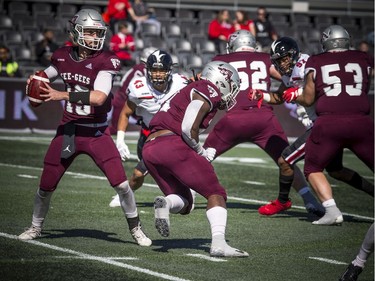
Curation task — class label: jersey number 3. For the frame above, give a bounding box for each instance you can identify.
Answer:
[322,63,363,96]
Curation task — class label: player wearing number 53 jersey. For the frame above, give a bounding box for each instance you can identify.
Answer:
[18,9,151,247]
[284,25,374,225]
[203,30,323,215]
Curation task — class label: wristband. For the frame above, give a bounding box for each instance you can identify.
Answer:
[69,91,90,105]
[263,93,271,103]
[117,130,126,141]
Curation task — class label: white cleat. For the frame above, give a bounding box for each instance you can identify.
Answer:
[109,194,121,208]
[18,226,42,240]
[312,214,344,225]
[210,244,249,258]
[154,196,170,237]
[130,224,152,247]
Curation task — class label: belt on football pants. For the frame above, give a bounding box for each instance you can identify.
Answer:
[75,121,108,128]
[145,129,175,143]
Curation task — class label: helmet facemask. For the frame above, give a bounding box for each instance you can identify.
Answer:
[73,25,106,51]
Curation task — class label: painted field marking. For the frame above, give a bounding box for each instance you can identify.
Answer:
[0,232,191,281]
[309,257,347,265]
[185,253,227,262]
[0,162,373,222]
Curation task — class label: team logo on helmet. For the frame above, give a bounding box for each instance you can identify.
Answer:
[218,65,233,83]
[151,50,166,68]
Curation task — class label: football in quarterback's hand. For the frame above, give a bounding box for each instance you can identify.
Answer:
[26,71,50,107]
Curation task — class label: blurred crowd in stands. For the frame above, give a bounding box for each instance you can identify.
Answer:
[0,0,373,79]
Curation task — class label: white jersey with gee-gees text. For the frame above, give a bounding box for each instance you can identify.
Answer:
[127,73,188,127]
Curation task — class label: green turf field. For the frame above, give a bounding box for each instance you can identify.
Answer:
[0,132,373,281]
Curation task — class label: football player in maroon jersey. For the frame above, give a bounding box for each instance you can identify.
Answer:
[142,61,249,257]
[18,9,151,246]
[249,36,373,218]
[203,30,324,216]
[283,25,374,225]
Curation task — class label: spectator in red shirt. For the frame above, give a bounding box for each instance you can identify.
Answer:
[233,10,256,37]
[110,22,136,67]
[106,0,140,33]
[208,9,234,53]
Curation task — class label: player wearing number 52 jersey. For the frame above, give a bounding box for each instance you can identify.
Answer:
[284,25,374,225]
[203,30,323,215]
[18,9,151,247]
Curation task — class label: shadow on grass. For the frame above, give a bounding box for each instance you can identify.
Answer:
[42,228,127,243]
[151,238,211,254]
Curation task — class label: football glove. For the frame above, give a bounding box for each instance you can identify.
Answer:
[296,106,313,128]
[202,147,216,162]
[282,87,302,103]
[116,131,131,161]
[248,89,270,108]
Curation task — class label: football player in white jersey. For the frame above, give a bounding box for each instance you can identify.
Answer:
[110,50,189,207]
[251,37,373,219]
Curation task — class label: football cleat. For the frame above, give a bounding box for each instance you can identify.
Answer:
[210,244,249,258]
[154,196,170,237]
[312,213,343,225]
[258,199,292,215]
[339,263,363,281]
[130,223,152,247]
[109,194,121,208]
[18,225,42,240]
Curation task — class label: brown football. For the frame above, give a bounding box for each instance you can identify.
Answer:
[26,71,50,107]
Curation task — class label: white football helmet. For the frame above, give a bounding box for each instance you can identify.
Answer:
[321,25,350,52]
[200,60,241,110]
[69,9,107,51]
[226,30,256,53]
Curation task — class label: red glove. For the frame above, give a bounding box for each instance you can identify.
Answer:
[282,87,302,103]
[248,89,266,108]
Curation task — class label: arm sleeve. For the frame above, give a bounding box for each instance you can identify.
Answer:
[93,71,114,95]
[181,99,205,155]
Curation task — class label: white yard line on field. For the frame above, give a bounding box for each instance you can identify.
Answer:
[0,162,373,222]
[0,232,191,281]
[308,257,347,265]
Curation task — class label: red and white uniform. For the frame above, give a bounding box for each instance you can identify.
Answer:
[127,73,188,128]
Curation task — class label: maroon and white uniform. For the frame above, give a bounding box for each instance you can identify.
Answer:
[303,50,374,177]
[204,51,289,163]
[142,80,227,211]
[109,63,146,134]
[40,46,125,190]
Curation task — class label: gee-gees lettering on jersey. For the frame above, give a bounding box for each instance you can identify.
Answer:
[50,46,121,124]
[305,50,374,116]
[211,52,272,110]
[149,80,222,135]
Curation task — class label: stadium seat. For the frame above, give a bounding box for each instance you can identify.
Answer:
[175,9,197,24]
[198,40,216,55]
[154,8,173,21]
[269,13,289,25]
[143,37,168,51]
[13,15,39,32]
[31,3,53,17]
[3,31,23,47]
[183,54,203,71]
[173,39,193,54]
[140,22,160,39]
[56,4,78,18]
[0,15,13,31]
[7,1,29,17]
